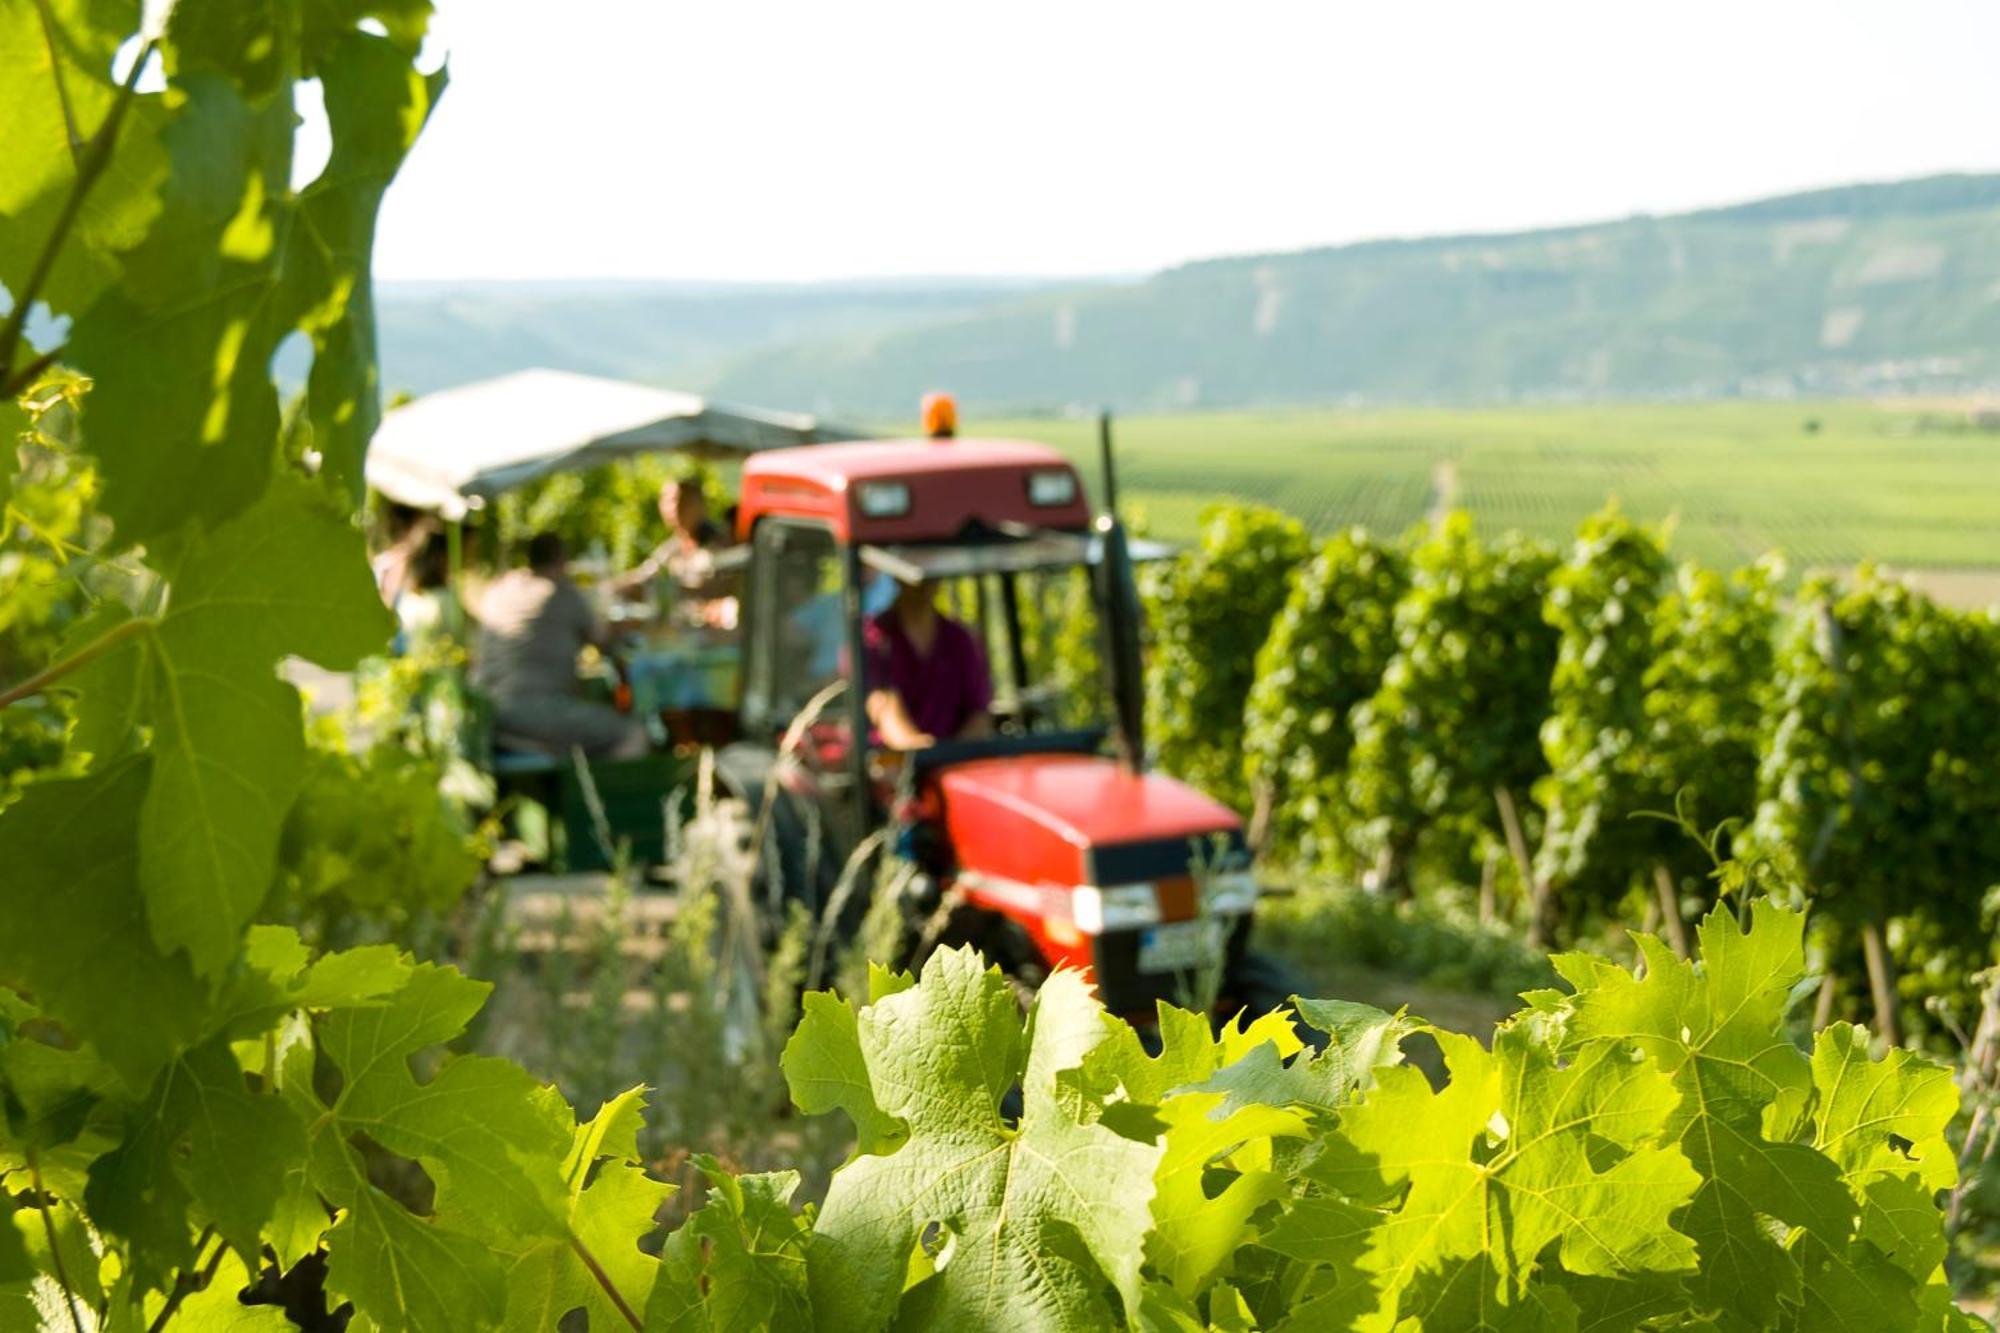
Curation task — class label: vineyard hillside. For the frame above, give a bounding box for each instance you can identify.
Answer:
[710,173,2000,412]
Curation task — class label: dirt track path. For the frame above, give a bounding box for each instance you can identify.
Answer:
[1427,457,1460,524]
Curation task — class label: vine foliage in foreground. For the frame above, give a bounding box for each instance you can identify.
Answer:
[0,2,668,1327]
[783,907,1974,1332]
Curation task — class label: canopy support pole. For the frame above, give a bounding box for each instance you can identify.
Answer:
[445,518,465,641]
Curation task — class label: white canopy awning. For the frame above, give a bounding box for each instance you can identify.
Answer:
[364,368,858,518]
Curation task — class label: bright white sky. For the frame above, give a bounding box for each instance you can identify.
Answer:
[371,0,2000,283]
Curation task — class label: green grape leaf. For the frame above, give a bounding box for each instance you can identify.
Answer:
[316,964,570,1241]
[779,991,908,1157]
[1135,1280,1210,1333]
[1086,1003,1297,1109]
[56,602,149,765]
[290,33,445,502]
[1187,1001,1424,1118]
[294,962,571,1330]
[1261,1195,1382,1331]
[208,929,408,1041]
[0,759,207,1087]
[564,1084,648,1182]
[65,73,292,541]
[1857,1174,1947,1283]
[647,1158,811,1333]
[1079,1004,1315,1296]
[0,1192,31,1287]
[301,0,437,69]
[0,0,169,320]
[69,22,439,542]
[1322,1026,1697,1325]
[504,1086,669,1333]
[1566,903,1851,1323]
[791,950,1162,1332]
[315,1125,508,1332]
[69,474,393,976]
[175,1039,308,1257]
[1150,1090,1309,1295]
[1544,1272,1689,1333]
[1789,1230,1921,1332]
[152,1247,292,1330]
[16,1194,106,1310]
[0,993,118,1165]
[87,1036,306,1277]
[1810,1022,1958,1195]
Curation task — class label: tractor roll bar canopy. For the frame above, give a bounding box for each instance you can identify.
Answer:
[365,368,859,518]
[856,532,1176,584]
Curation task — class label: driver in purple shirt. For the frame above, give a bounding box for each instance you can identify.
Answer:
[862,578,994,749]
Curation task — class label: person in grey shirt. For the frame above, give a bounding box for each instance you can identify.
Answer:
[473,532,648,758]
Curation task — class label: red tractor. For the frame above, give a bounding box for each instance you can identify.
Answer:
[712,419,1298,1022]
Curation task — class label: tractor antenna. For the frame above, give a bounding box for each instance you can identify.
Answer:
[1097,409,1118,517]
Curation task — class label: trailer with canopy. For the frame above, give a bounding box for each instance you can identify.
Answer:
[364,369,857,869]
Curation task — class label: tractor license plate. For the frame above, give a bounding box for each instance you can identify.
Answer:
[1137,920,1225,974]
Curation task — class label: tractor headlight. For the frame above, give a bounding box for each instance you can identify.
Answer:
[1069,883,1161,934]
[1026,469,1078,507]
[856,481,911,518]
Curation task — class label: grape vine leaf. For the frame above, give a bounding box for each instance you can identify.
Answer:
[86,1034,306,1281]
[0,1194,30,1287]
[296,962,575,1330]
[1809,1022,1957,1195]
[0,991,118,1168]
[1789,1230,1922,1332]
[1186,999,1425,1118]
[313,1121,509,1333]
[648,1157,811,1333]
[68,20,439,540]
[158,1247,293,1330]
[0,759,207,1087]
[1298,1026,1698,1327]
[292,32,447,502]
[1562,902,1853,1324]
[0,0,168,321]
[789,949,1163,1333]
[1089,1006,1314,1296]
[66,473,393,977]
[780,990,909,1156]
[504,1085,669,1333]
[1259,1194,1381,1331]
[58,603,150,765]
[316,964,571,1239]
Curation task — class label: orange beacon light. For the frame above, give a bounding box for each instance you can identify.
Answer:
[921,391,957,440]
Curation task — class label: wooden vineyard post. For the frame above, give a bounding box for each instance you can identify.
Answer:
[1496,785,1545,944]
[1861,921,1901,1047]
[1652,864,1690,958]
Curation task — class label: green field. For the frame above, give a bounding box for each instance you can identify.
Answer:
[985,401,2000,584]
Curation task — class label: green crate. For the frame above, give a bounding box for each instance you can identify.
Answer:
[555,751,698,872]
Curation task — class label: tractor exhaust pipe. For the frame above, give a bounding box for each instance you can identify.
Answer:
[1093,410,1147,774]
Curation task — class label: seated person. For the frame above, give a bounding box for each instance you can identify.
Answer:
[612,476,726,599]
[862,578,994,749]
[473,532,648,759]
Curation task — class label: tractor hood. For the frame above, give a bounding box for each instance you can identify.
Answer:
[935,752,1245,892]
